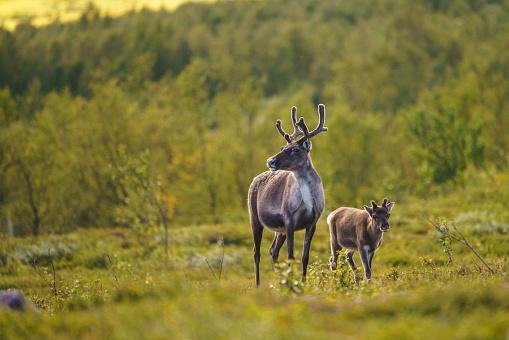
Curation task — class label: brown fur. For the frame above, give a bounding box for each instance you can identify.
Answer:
[248,104,327,287]
[327,198,395,281]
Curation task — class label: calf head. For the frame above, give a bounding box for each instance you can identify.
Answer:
[267,105,327,171]
[364,198,395,232]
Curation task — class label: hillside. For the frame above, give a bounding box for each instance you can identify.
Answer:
[0,2,508,338]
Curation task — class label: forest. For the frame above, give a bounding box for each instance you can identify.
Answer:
[1,0,508,235]
[0,1,508,338]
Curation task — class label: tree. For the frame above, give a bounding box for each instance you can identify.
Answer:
[408,108,484,183]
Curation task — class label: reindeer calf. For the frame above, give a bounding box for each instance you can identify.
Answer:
[327,198,395,281]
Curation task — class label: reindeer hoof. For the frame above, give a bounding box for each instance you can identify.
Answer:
[329,259,337,271]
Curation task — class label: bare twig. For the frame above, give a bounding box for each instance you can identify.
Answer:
[104,254,120,287]
[204,258,217,280]
[218,236,224,281]
[450,223,495,274]
[29,257,51,287]
[429,219,495,274]
[48,249,57,297]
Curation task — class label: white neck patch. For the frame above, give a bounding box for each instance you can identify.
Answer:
[299,181,313,211]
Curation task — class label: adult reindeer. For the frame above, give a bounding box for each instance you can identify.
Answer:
[248,104,328,287]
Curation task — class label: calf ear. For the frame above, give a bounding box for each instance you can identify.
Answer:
[386,201,395,213]
[371,200,377,210]
[363,205,373,216]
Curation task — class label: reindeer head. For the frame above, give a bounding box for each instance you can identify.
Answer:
[267,104,328,171]
[363,198,395,232]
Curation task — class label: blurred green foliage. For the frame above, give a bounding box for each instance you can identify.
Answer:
[0,0,508,234]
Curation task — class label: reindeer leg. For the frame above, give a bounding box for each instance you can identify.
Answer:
[301,224,316,281]
[269,234,277,269]
[359,245,372,282]
[330,243,341,271]
[269,233,278,257]
[346,249,357,271]
[346,250,356,270]
[368,251,375,269]
[271,233,286,264]
[286,222,296,261]
[251,220,264,288]
[346,249,360,282]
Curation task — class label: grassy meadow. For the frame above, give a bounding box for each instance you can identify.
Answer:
[1,0,509,338]
[1,187,508,339]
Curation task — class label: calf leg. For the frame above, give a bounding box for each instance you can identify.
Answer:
[329,243,341,271]
[346,250,361,282]
[368,251,375,269]
[346,250,357,271]
[301,224,316,281]
[329,223,340,270]
[359,245,372,281]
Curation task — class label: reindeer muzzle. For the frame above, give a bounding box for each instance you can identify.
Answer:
[267,158,278,171]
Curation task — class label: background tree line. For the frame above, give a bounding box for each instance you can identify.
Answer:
[0,0,508,235]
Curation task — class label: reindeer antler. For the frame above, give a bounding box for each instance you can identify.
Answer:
[275,106,303,143]
[382,198,388,207]
[275,120,292,143]
[295,104,328,140]
[289,106,300,139]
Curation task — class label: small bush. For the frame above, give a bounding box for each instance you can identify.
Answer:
[83,254,108,269]
[454,211,509,235]
[17,240,79,266]
[0,252,9,267]
[273,261,304,295]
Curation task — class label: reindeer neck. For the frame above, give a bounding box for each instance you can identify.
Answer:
[292,157,320,185]
[367,217,383,240]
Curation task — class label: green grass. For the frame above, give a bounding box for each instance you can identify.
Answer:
[0,199,508,339]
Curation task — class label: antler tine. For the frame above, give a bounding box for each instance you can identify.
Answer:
[306,104,328,139]
[289,106,302,139]
[296,117,310,139]
[382,198,388,207]
[275,106,303,143]
[276,119,292,143]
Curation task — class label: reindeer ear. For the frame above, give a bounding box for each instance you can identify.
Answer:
[371,200,377,210]
[363,205,373,216]
[300,139,312,151]
[386,201,395,213]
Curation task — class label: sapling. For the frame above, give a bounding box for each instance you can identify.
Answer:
[430,219,494,274]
